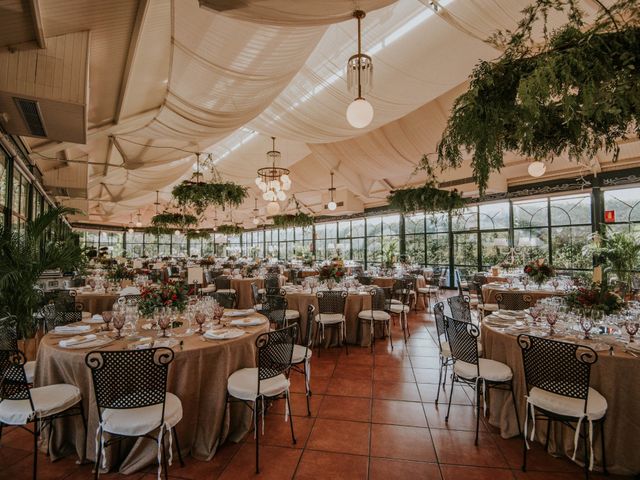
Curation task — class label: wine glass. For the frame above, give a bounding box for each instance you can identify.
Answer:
[102,310,113,331]
[158,311,172,337]
[552,278,559,291]
[580,315,594,340]
[546,309,558,336]
[112,312,126,339]
[521,276,529,290]
[506,276,514,288]
[194,310,206,334]
[529,305,541,325]
[625,320,639,343]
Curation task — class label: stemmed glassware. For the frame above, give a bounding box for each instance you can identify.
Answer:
[625,319,639,343]
[551,278,560,290]
[194,310,206,334]
[529,304,542,325]
[102,310,113,331]
[580,313,594,340]
[545,308,558,336]
[158,309,172,337]
[112,311,126,339]
[506,276,514,288]
[521,276,529,290]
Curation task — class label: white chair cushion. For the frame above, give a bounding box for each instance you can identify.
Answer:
[454,358,512,382]
[417,287,430,294]
[479,303,498,312]
[528,386,607,420]
[0,384,81,425]
[440,340,451,357]
[358,310,391,321]
[292,345,312,364]
[257,288,266,295]
[316,313,344,324]
[216,289,236,294]
[102,392,183,436]
[390,299,402,305]
[254,303,263,310]
[227,368,290,401]
[388,304,410,314]
[24,361,36,384]
[285,309,300,320]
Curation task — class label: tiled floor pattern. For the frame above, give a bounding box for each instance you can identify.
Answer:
[1,306,629,479]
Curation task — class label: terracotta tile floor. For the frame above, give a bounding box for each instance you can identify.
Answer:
[0,308,631,479]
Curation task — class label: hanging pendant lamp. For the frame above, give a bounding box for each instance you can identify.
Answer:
[346,10,374,129]
[327,171,337,211]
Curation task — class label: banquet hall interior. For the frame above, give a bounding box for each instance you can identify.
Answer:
[1,0,639,479]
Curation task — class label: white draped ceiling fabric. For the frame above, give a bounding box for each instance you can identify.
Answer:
[17,0,626,228]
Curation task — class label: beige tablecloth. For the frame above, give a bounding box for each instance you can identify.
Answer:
[372,277,427,310]
[75,292,120,315]
[34,317,269,474]
[229,276,285,309]
[285,291,377,347]
[482,284,564,304]
[481,322,640,475]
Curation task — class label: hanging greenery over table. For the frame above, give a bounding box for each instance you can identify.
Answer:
[185,230,212,240]
[436,0,640,195]
[151,212,198,228]
[171,181,248,214]
[271,212,314,228]
[216,224,243,235]
[144,225,172,236]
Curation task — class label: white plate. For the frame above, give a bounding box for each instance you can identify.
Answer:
[203,329,245,340]
[223,309,255,318]
[59,337,114,349]
[230,317,266,327]
[83,315,105,324]
[51,325,93,336]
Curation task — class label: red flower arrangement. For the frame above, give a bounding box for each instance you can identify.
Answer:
[566,283,624,314]
[318,259,345,283]
[523,258,555,286]
[138,281,192,317]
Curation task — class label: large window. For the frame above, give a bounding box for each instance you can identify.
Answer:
[11,169,30,234]
[604,186,640,272]
[366,214,400,266]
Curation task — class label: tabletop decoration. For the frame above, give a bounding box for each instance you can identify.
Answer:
[565,282,624,314]
[138,281,191,317]
[107,263,135,282]
[319,258,345,289]
[435,0,640,194]
[523,258,555,288]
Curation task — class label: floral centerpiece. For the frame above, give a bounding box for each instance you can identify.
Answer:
[523,258,555,287]
[138,281,192,317]
[107,263,135,282]
[566,282,624,314]
[318,258,345,287]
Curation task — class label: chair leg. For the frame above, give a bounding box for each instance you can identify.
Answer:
[313,322,321,358]
[545,419,551,452]
[304,362,312,417]
[600,419,607,475]
[445,374,455,422]
[173,427,185,467]
[33,422,39,480]
[435,358,444,405]
[388,320,393,351]
[343,322,349,355]
[286,392,297,445]
[583,418,590,479]
[255,399,260,474]
[79,402,88,463]
[510,383,522,436]
[522,404,528,472]
[475,384,481,446]
[161,432,169,480]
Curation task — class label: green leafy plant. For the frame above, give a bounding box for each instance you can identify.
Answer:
[144,225,171,236]
[583,227,640,285]
[0,207,87,338]
[151,212,197,228]
[185,230,211,240]
[271,212,314,227]
[436,0,640,195]
[107,263,135,282]
[216,224,243,235]
[172,181,248,214]
[388,184,466,213]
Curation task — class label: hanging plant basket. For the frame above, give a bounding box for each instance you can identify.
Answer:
[151,212,198,228]
[185,230,211,240]
[172,181,248,214]
[436,0,640,195]
[387,182,466,214]
[216,224,243,235]
[271,212,314,228]
[143,225,172,236]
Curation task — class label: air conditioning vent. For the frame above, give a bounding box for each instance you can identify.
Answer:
[14,97,46,137]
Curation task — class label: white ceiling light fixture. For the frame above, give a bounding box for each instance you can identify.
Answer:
[127,214,134,234]
[255,136,291,205]
[528,160,547,177]
[327,171,337,211]
[174,229,182,236]
[252,198,261,225]
[346,10,374,129]
[135,210,142,228]
[266,201,280,215]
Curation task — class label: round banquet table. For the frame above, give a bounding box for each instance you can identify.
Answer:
[229,276,285,309]
[75,291,120,315]
[285,290,381,347]
[481,283,565,304]
[481,319,640,475]
[372,276,427,310]
[34,315,269,474]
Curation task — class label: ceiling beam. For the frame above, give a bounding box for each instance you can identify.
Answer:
[114,0,152,124]
[27,0,46,49]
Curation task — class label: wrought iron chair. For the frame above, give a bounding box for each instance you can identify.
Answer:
[418,276,440,312]
[357,275,373,286]
[226,324,298,474]
[495,292,533,310]
[1,346,86,480]
[290,305,315,416]
[85,347,184,480]
[264,273,281,295]
[213,275,235,294]
[472,280,498,319]
[517,334,607,478]
[432,302,454,405]
[444,316,520,445]
[314,290,348,355]
[357,287,393,353]
[447,294,473,323]
[210,291,237,309]
[401,275,418,311]
[0,315,36,383]
[251,282,265,312]
[389,279,412,342]
[260,294,289,329]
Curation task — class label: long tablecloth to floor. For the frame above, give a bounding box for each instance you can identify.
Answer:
[481,320,640,475]
[75,292,120,315]
[35,317,268,474]
[372,277,428,310]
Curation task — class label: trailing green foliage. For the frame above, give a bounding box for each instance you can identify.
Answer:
[0,207,87,338]
[144,225,172,236]
[171,181,248,214]
[216,224,243,235]
[583,227,640,286]
[185,230,211,240]
[387,183,465,213]
[436,0,640,195]
[151,212,197,228]
[271,212,314,228]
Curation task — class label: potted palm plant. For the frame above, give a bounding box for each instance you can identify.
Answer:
[584,228,640,289]
[0,207,87,347]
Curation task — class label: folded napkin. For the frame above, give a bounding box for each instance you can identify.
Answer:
[119,286,141,296]
[224,309,255,317]
[91,314,103,321]
[54,324,92,334]
[59,334,97,347]
[204,329,245,340]
[230,318,264,326]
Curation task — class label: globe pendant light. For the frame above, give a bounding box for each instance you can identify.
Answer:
[528,160,546,177]
[127,214,134,234]
[135,210,142,228]
[256,136,291,209]
[267,201,280,215]
[346,10,373,129]
[252,198,261,225]
[327,171,337,211]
